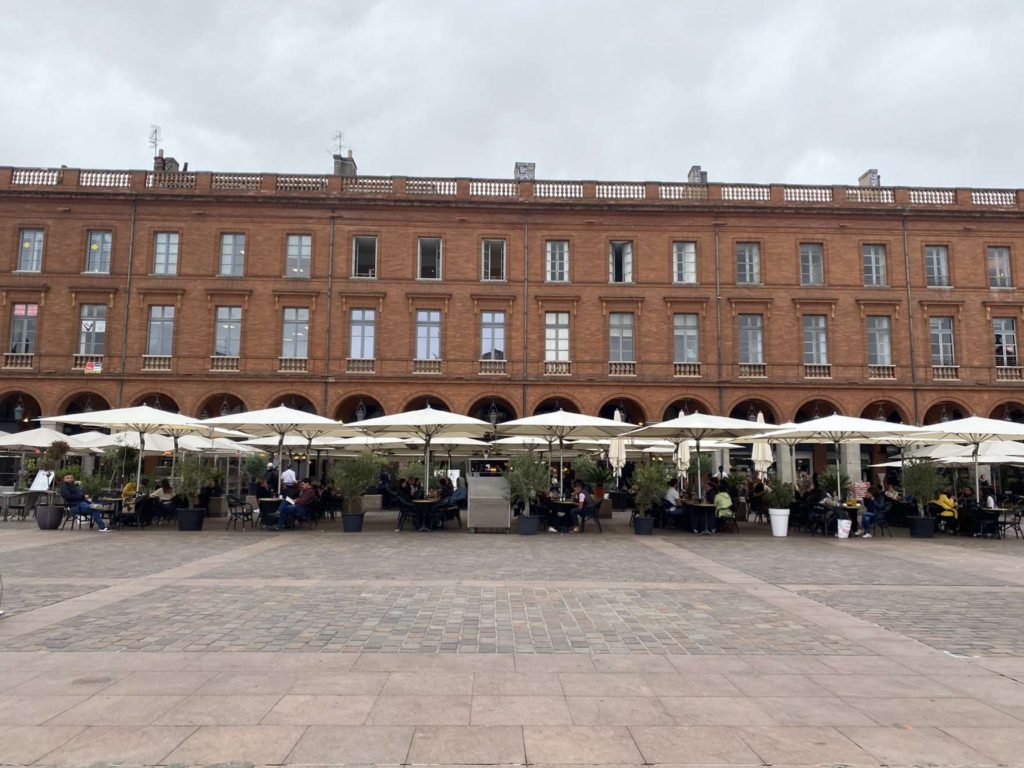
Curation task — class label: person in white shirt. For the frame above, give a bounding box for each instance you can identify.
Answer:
[280,464,297,494]
[664,477,682,510]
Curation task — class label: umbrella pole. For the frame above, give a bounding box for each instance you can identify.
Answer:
[423,436,431,491]
[276,434,284,495]
[835,441,841,500]
[695,437,702,497]
[558,437,565,498]
[135,429,144,491]
[974,444,980,502]
[171,435,179,480]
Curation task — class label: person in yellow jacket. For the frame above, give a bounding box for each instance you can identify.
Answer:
[932,488,958,519]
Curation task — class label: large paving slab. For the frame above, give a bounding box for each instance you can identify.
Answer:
[1,513,1023,767]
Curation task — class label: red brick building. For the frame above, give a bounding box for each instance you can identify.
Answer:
[1,156,1023,447]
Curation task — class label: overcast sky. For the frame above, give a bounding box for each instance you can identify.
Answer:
[3,0,1021,187]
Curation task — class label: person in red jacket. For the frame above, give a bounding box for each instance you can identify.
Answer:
[276,478,316,530]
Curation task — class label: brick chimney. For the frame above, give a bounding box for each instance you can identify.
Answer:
[687,165,708,184]
[333,149,357,177]
[153,148,165,171]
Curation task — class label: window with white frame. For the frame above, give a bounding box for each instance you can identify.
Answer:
[863,244,887,286]
[673,313,699,362]
[350,308,376,359]
[85,230,112,273]
[480,311,505,360]
[802,315,828,364]
[736,242,761,284]
[10,303,38,353]
[415,309,441,359]
[17,229,43,272]
[994,317,1018,367]
[929,316,955,365]
[219,233,245,276]
[146,305,175,356]
[482,239,505,281]
[78,304,106,355]
[799,243,824,286]
[738,314,763,364]
[925,245,950,287]
[353,236,377,278]
[214,306,242,357]
[609,241,633,283]
[286,234,311,278]
[987,246,1011,288]
[673,241,697,284]
[608,312,634,362]
[281,307,309,359]
[418,237,442,280]
[545,312,569,361]
[546,240,568,282]
[153,232,179,275]
[866,316,892,366]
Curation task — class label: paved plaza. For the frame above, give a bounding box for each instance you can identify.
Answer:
[2,513,1024,766]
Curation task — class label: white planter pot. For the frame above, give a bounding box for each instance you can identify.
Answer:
[768,508,790,537]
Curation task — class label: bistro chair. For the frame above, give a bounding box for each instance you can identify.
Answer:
[866,510,893,538]
[226,494,255,530]
[999,506,1023,540]
[577,499,603,533]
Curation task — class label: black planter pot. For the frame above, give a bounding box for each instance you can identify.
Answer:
[35,505,63,530]
[517,515,541,535]
[177,507,205,531]
[908,516,936,539]
[341,512,364,532]
[634,516,656,535]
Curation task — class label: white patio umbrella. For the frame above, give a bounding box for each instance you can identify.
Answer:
[44,405,206,490]
[750,412,774,476]
[199,406,356,493]
[629,413,767,493]
[909,416,1024,500]
[352,406,492,490]
[608,409,628,488]
[0,427,92,453]
[498,409,637,497]
[754,414,923,499]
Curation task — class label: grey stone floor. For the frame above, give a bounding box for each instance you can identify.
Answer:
[2,512,1024,766]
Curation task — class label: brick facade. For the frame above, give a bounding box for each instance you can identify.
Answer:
[1,164,1023,431]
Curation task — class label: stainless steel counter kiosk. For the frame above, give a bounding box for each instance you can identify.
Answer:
[466,475,511,532]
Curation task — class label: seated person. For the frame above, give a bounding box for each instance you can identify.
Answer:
[276,478,317,530]
[749,475,767,514]
[714,482,734,519]
[664,477,682,512]
[197,479,216,510]
[451,477,468,507]
[932,488,958,518]
[254,479,275,499]
[59,474,109,531]
[150,478,175,502]
[857,486,886,537]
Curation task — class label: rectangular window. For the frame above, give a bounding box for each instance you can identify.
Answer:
[219,233,245,276]
[286,234,312,278]
[988,246,1012,288]
[482,239,506,281]
[609,312,634,362]
[480,311,506,360]
[153,232,179,275]
[546,240,569,282]
[545,311,570,361]
[799,243,824,286]
[802,315,828,364]
[85,230,112,273]
[736,242,761,285]
[281,307,309,358]
[17,229,43,272]
[929,316,955,365]
[673,313,699,362]
[925,245,950,287]
[863,244,887,286]
[415,309,442,360]
[214,306,242,357]
[866,316,892,366]
[78,304,106,355]
[994,317,1018,367]
[10,303,38,353]
[350,308,376,359]
[738,314,763,364]
[609,241,633,283]
[673,241,697,284]
[353,236,377,278]
[418,237,442,280]
[146,305,175,356]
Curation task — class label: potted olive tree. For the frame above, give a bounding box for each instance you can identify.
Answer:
[176,455,206,531]
[631,460,670,535]
[901,459,944,538]
[505,452,550,535]
[330,451,385,532]
[766,482,795,537]
[243,452,268,495]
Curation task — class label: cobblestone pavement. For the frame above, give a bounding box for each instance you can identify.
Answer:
[2,515,1024,767]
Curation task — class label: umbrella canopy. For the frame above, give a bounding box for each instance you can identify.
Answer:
[754,414,923,498]
[498,409,637,495]
[353,406,492,488]
[608,409,628,483]
[0,427,93,453]
[630,413,766,491]
[908,418,1024,499]
[750,412,774,476]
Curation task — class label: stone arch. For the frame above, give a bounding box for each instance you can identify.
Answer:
[532,396,580,415]
[334,394,385,422]
[467,395,517,426]
[597,397,646,425]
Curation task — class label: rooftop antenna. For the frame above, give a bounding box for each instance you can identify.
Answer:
[330,130,354,157]
[149,125,162,155]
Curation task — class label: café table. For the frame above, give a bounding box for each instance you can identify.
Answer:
[685,502,717,535]
[547,499,578,531]
[257,497,283,526]
[412,498,439,531]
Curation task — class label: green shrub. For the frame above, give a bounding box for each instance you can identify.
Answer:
[631,460,671,516]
